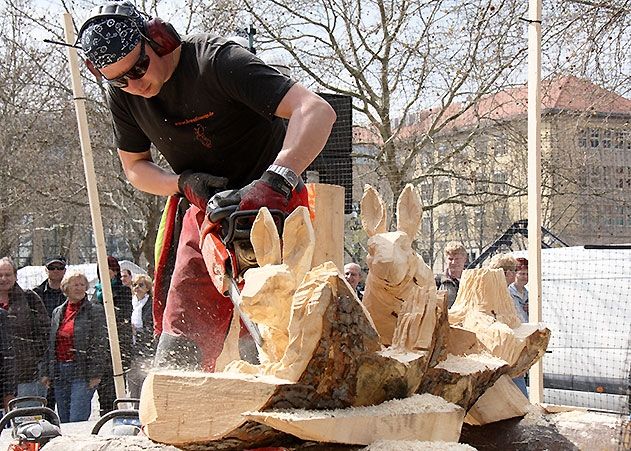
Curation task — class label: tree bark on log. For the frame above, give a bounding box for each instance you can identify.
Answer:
[418,353,510,410]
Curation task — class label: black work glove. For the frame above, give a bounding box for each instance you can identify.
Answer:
[177,170,228,211]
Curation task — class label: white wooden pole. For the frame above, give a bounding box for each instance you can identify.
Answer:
[527,0,544,404]
[62,13,126,400]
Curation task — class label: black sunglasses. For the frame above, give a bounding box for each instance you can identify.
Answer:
[132,282,146,288]
[86,39,150,89]
[47,264,66,271]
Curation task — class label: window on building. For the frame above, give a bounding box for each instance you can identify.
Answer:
[578,129,588,148]
[602,129,612,149]
[437,179,451,198]
[455,213,467,229]
[492,172,507,193]
[456,178,469,193]
[590,128,600,148]
[16,239,32,268]
[422,216,432,234]
[475,138,488,159]
[474,207,484,225]
[613,131,626,149]
[491,133,507,157]
[474,174,489,192]
[602,165,612,185]
[438,215,448,233]
[420,181,433,202]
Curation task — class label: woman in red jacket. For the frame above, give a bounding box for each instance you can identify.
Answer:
[40,271,108,423]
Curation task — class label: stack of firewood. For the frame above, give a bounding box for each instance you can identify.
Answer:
[139,184,550,450]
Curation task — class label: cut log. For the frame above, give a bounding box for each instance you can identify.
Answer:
[141,262,430,448]
[445,326,479,356]
[229,262,427,402]
[464,375,531,425]
[139,370,292,447]
[449,268,522,328]
[418,353,509,410]
[244,394,465,445]
[307,183,345,270]
[427,291,450,368]
[447,268,550,376]
[360,184,437,346]
[363,441,477,451]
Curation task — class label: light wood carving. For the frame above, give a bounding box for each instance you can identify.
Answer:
[244,394,465,445]
[464,374,531,425]
[448,268,550,377]
[307,183,345,270]
[360,184,437,346]
[141,185,552,449]
[142,206,433,449]
[238,206,315,364]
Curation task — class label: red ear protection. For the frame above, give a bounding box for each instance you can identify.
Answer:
[145,17,181,56]
[77,2,181,59]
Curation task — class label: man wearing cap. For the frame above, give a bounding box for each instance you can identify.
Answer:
[77,1,335,371]
[34,257,67,319]
[34,256,67,409]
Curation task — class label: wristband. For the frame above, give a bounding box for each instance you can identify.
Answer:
[267,164,300,189]
[261,170,292,198]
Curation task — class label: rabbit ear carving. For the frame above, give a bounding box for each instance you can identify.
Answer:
[361,185,387,237]
[251,207,282,266]
[282,206,315,285]
[396,184,423,239]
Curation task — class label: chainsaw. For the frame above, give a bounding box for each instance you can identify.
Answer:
[0,397,61,451]
[201,204,287,348]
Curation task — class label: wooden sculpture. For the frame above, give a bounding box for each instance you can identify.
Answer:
[139,183,550,449]
[140,203,461,449]
[361,184,438,346]
[446,267,551,424]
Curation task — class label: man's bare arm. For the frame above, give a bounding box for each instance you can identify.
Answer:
[118,149,179,196]
[273,83,337,174]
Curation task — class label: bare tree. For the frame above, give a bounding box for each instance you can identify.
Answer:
[246,0,630,265]
[0,0,247,269]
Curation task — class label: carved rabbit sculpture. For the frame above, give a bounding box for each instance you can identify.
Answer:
[361,184,437,346]
[237,206,315,364]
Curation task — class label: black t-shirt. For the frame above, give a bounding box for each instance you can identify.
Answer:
[107,34,296,188]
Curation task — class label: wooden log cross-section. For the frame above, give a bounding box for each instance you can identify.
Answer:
[139,183,550,449]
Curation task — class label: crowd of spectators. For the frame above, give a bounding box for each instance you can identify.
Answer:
[0,255,155,423]
[2,244,530,423]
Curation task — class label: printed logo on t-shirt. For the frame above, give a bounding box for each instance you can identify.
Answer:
[193,124,213,149]
[174,111,215,150]
[174,111,215,126]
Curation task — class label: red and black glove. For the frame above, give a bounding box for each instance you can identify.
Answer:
[177,170,228,211]
[207,170,308,222]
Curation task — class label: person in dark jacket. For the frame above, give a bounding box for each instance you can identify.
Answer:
[0,257,50,407]
[0,308,16,411]
[33,256,67,318]
[93,256,132,415]
[40,271,108,423]
[33,255,68,410]
[127,274,155,399]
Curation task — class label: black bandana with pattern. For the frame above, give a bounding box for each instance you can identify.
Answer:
[80,14,144,69]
